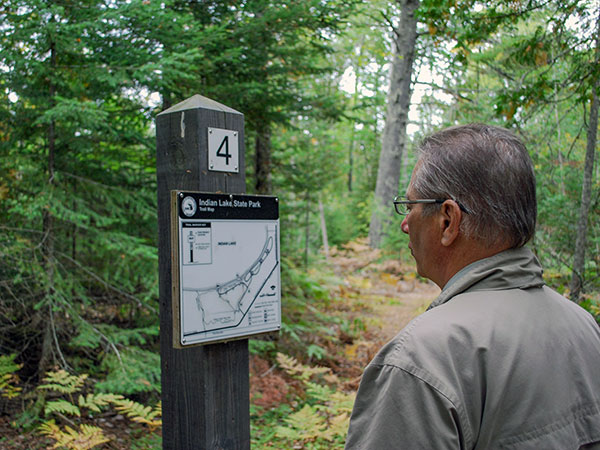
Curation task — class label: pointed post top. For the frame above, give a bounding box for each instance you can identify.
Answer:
[158,94,242,116]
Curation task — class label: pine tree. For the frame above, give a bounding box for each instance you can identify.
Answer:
[0,0,159,388]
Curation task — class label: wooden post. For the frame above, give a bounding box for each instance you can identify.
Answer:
[156,95,250,450]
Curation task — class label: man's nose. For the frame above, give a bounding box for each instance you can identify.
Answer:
[401,216,409,234]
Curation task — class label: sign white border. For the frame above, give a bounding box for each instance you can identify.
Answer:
[207,127,239,173]
[172,192,281,347]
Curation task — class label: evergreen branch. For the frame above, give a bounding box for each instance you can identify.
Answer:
[0,225,44,234]
[67,313,127,374]
[59,171,146,193]
[57,251,157,314]
[90,324,126,374]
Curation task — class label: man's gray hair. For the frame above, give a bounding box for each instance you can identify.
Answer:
[412,123,536,248]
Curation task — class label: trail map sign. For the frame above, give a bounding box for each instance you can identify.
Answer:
[172,191,281,346]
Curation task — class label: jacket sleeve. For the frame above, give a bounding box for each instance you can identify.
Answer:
[345,363,468,450]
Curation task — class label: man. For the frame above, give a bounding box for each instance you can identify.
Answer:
[345,124,600,449]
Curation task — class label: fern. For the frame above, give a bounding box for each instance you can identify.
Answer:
[39,370,87,394]
[306,382,355,415]
[275,404,326,441]
[0,354,22,399]
[38,369,161,448]
[272,353,355,447]
[39,420,110,450]
[305,381,332,402]
[78,393,124,413]
[45,399,82,417]
[319,412,351,442]
[276,353,330,381]
[112,398,162,430]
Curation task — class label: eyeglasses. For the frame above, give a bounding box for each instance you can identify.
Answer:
[393,195,470,215]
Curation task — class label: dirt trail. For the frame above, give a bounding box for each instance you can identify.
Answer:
[329,238,440,363]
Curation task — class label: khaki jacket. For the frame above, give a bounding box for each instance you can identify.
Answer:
[345,247,600,449]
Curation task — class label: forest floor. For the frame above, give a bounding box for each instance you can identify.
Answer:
[0,238,439,449]
[249,237,440,444]
[329,237,439,345]
[319,237,439,385]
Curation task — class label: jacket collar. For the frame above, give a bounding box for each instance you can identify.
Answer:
[427,246,545,311]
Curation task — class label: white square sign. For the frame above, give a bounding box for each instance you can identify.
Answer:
[208,127,239,173]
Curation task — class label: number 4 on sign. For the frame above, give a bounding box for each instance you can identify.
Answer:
[208,127,239,173]
[216,136,231,165]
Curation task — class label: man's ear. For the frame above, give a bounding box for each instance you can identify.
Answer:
[439,200,462,247]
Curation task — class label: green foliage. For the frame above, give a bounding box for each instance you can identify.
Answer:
[0,0,599,445]
[45,400,83,418]
[278,257,345,360]
[580,297,600,323]
[251,353,355,449]
[130,432,162,450]
[0,354,23,399]
[248,338,278,357]
[306,344,328,361]
[380,219,411,262]
[39,371,88,395]
[112,398,162,430]
[37,369,161,449]
[78,393,124,414]
[95,348,161,395]
[325,191,372,247]
[268,353,354,448]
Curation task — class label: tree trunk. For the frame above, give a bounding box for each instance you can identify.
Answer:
[348,128,354,192]
[368,0,419,248]
[348,51,362,192]
[318,195,329,260]
[569,16,600,302]
[255,124,272,194]
[553,47,566,196]
[304,191,310,268]
[569,87,599,302]
[39,40,57,376]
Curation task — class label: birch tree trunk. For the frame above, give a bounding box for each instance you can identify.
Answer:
[368,0,419,248]
[569,15,600,302]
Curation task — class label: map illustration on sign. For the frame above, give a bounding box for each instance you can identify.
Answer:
[175,192,280,346]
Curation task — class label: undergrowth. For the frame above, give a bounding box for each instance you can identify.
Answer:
[0,354,22,399]
[37,369,161,449]
[1,365,162,449]
[251,353,355,449]
[2,241,384,449]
